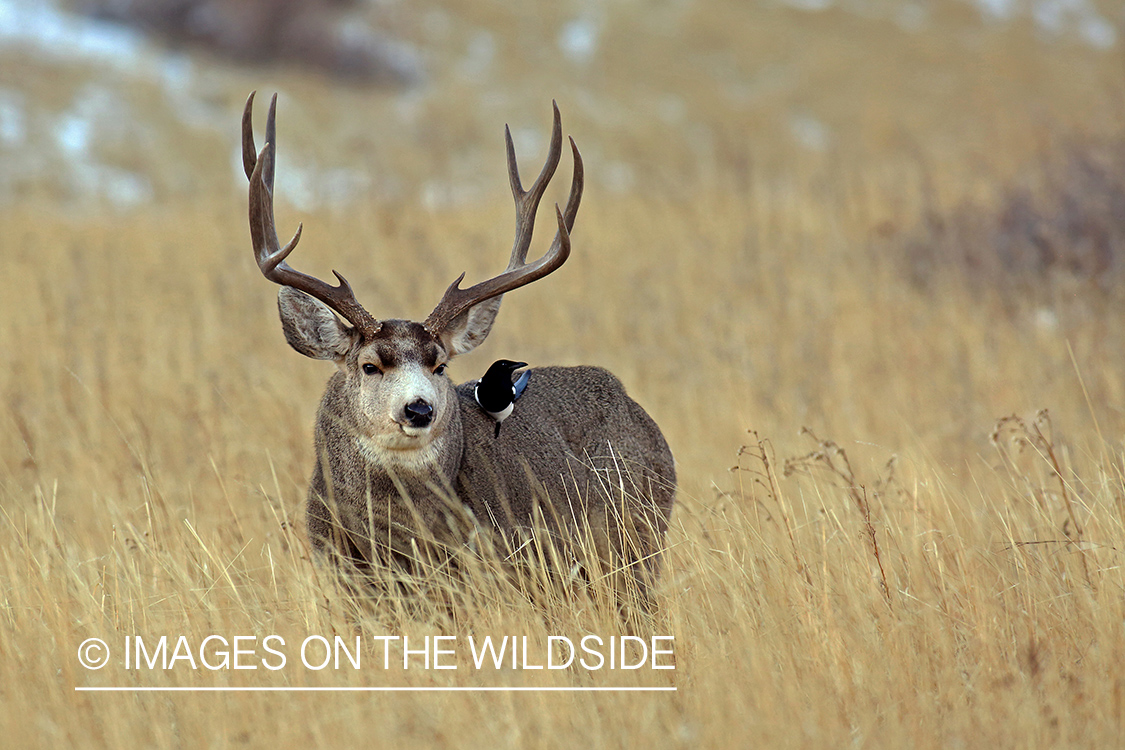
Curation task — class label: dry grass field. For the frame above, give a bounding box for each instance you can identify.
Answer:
[3,1,1125,747]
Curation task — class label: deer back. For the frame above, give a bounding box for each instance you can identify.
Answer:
[455,366,676,583]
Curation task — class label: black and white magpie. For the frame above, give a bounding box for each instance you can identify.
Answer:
[474,360,530,438]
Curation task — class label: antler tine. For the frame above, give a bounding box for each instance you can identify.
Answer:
[561,135,583,233]
[424,204,572,337]
[242,91,280,187]
[242,91,258,181]
[504,100,563,268]
[244,92,381,338]
[423,104,583,337]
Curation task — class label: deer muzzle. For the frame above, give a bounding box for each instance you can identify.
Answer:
[403,399,434,429]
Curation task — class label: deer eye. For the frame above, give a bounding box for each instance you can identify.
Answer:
[434,364,447,376]
[362,363,381,376]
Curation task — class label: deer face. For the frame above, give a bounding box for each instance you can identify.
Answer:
[277,289,457,458]
[350,320,453,451]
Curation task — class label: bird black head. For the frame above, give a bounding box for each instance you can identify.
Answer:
[482,359,528,381]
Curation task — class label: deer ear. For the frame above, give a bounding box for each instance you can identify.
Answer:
[440,297,503,356]
[277,287,358,361]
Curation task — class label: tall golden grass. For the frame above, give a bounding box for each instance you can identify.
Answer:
[3,127,1124,746]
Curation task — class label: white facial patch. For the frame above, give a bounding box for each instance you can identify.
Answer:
[356,360,447,466]
[355,432,445,473]
[390,366,437,417]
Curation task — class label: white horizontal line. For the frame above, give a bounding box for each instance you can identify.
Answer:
[76,686,676,693]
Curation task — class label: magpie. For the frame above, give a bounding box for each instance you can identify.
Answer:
[474,359,530,438]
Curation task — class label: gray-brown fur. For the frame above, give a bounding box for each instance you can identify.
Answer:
[244,94,676,602]
[305,360,676,594]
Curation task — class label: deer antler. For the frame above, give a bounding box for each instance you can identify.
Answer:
[243,91,381,339]
[423,101,584,337]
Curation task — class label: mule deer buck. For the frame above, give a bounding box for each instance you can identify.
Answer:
[241,92,675,604]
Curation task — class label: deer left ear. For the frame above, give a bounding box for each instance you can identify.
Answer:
[277,287,358,362]
[438,297,503,356]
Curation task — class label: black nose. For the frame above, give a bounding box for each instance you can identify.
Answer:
[404,399,433,428]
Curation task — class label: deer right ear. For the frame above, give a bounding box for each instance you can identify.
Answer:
[439,297,503,356]
[277,287,358,362]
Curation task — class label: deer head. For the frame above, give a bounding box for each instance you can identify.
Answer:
[241,92,583,466]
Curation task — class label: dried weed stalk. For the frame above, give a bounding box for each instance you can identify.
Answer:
[990,409,1095,588]
[731,431,813,588]
[783,428,893,605]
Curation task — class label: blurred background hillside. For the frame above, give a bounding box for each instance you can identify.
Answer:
[1,0,1121,210]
